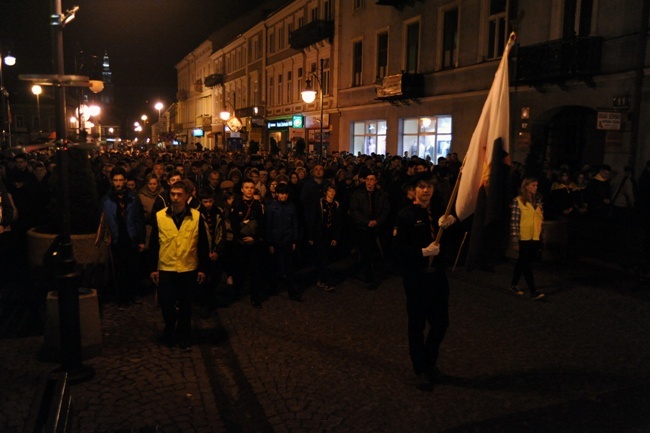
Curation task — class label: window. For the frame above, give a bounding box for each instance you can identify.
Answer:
[322,58,330,96]
[376,32,388,79]
[405,21,420,73]
[311,7,319,22]
[297,67,303,100]
[353,41,363,87]
[324,1,333,20]
[352,120,387,155]
[15,116,24,129]
[269,30,275,54]
[278,24,285,50]
[286,71,293,103]
[268,76,275,106]
[487,0,507,59]
[277,74,283,105]
[401,116,452,160]
[442,8,458,69]
[32,116,39,131]
[354,0,364,9]
[563,0,594,37]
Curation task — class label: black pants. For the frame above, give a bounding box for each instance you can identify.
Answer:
[158,270,197,341]
[357,228,381,283]
[110,244,141,304]
[233,242,263,303]
[511,240,540,291]
[403,269,450,375]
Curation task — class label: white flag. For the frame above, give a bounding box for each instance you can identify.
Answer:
[455,32,516,221]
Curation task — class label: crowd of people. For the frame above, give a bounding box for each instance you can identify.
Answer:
[1,144,650,390]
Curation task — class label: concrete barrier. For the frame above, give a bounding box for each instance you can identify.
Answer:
[43,288,102,361]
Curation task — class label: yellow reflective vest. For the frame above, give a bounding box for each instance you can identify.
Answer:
[516,196,543,241]
[156,207,201,272]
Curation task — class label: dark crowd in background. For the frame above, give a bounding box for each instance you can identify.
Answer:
[1,144,650,305]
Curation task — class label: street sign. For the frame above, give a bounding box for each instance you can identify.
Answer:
[597,112,621,130]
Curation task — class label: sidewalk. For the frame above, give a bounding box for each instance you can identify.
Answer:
[2,256,650,432]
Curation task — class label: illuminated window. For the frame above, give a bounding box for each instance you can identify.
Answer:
[352,120,387,155]
[401,116,452,160]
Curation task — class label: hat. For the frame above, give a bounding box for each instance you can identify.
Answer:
[220,180,235,190]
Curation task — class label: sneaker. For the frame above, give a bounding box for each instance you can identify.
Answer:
[509,286,524,295]
[324,284,335,292]
[133,296,143,305]
[415,373,434,392]
[316,281,329,290]
[531,292,545,301]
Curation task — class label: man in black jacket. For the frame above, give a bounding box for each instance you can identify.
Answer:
[394,172,456,391]
[349,167,390,289]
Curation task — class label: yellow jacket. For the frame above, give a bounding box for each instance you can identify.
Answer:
[156,207,201,272]
[511,196,543,241]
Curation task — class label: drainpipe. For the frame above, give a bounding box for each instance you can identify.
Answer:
[628,0,650,171]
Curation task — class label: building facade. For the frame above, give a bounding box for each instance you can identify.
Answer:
[174,0,649,174]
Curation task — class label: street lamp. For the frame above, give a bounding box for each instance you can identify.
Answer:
[301,58,325,158]
[155,102,163,121]
[1,52,16,147]
[32,85,42,133]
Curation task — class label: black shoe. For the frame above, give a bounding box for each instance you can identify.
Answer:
[415,373,434,392]
[289,293,304,302]
[158,334,175,348]
[531,292,545,301]
[178,340,192,352]
[251,300,262,309]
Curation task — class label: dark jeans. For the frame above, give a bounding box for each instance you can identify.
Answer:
[158,270,197,341]
[511,240,540,292]
[110,244,141,304]
[357,227,381,283]
[269,244,299,297]
[233,242,263,303]
[403,269,450,375]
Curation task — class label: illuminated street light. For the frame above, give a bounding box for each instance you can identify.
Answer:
[155,102,163,121]
[301,58,325,158]
[1,51,16,147]
[32,85,43,132]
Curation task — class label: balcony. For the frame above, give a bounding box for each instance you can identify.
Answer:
[375,0,424,10]
[375,73,425,105]
[514,36,603,89]
[289,20,334,50]
[204,74,224,88]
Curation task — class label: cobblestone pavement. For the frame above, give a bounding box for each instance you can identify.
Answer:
[2,257,650,433]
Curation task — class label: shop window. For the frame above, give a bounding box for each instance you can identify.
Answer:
[352,120,387,155]
[401,116,452,160]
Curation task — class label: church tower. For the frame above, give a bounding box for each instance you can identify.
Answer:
[100,50,114,106]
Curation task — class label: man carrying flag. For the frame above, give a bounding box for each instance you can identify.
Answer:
[394,172,457,392]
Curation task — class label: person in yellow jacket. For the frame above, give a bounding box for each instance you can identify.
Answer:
[150,181,210,350]
[509,177,545,300]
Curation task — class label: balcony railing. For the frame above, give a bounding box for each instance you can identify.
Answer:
[204,74,224,88]
[375,0,424,11]
[514,36,603,88]
[375,73,425,104]
[289,20,334,50]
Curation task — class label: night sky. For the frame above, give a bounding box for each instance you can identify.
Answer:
[0,0,277,131]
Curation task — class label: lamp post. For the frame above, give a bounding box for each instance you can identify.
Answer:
[32,85,42,133]
[155,102,163,121]
[49,0,94,383]
[0,52,16,147]
[301,58,325,158]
